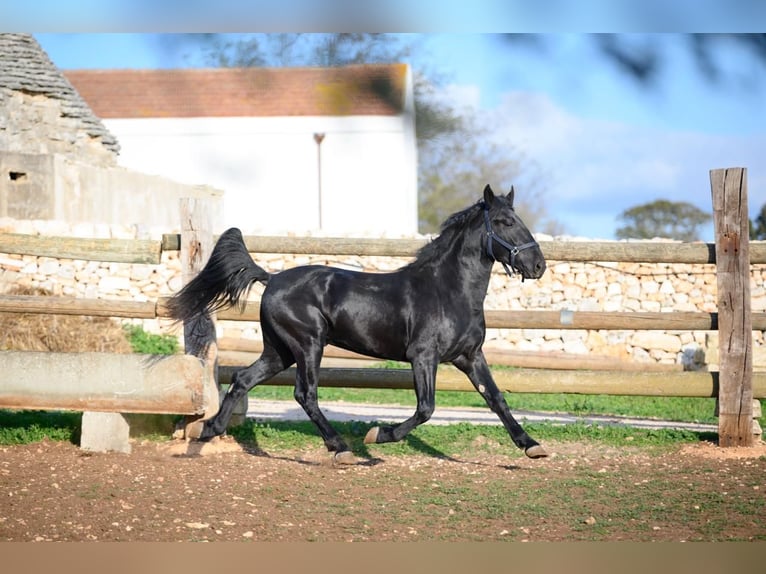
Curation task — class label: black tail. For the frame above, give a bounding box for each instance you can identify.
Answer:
[166,227,270,324]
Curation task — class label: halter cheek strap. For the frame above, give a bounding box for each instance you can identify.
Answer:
[483,205,538,279]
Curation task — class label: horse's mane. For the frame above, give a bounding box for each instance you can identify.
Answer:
[407,201,484,271]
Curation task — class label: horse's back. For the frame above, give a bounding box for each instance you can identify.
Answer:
[261,265,411,360]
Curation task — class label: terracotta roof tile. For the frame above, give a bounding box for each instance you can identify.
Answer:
[64,64,408,119]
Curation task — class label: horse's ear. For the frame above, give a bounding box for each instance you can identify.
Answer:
[507,186,515,207]
[483,184,495,207]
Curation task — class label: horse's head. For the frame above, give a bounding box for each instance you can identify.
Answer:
[481,184,546,280]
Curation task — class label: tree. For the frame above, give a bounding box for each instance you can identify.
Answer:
[615,199,712,241]
[750,204,766,240]
[417,105,562,235]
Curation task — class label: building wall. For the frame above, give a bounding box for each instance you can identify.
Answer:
[103,114,418,235]
[1,151,223,229]
[0,80,223,229]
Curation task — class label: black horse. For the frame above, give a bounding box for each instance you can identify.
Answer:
[167,185,548,461]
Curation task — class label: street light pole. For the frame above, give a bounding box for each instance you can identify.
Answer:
[313,132,325,230]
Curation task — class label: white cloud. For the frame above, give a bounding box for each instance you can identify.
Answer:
[478,91,766,239]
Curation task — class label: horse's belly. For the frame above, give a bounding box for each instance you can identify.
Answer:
[328,330,407,363]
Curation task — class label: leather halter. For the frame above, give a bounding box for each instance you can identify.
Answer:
[482,203,539,279]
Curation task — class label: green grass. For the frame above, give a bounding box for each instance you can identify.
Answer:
[122,324,179,355]
[0,410,81,445]
[0,404,718,450]
[227,418,714,458]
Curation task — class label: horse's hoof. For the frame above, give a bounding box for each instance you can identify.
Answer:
[525,445,548,459]
[333,451,359,465]
[364,427,379,445]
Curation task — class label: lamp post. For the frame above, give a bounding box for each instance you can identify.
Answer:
[313,132,325,230]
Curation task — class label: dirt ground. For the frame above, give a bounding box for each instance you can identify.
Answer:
[1,436,764,542]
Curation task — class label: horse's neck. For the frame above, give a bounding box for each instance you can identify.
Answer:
[443,227,494,308]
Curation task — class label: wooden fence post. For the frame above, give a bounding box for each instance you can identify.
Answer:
[710,167,754,447]
[179,198,220,438]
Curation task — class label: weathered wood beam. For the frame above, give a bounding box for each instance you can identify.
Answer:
[218,366,766,398]
[711,167,754,446]
[5,295,766,332]
[0,233,162,264]
[0,351,215,415]
[216,337,682,372]
[161,233,766,263]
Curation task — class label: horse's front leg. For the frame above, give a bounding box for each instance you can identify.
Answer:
[452,352,547,459]
[364,357,437,445]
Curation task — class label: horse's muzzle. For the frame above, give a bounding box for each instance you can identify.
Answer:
[517,251,546,280]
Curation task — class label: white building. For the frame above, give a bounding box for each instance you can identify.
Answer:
[66,64,418,235]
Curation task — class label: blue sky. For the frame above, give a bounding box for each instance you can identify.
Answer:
[35,33,765,239]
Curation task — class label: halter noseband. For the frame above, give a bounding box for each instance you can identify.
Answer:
[482,203,538,279]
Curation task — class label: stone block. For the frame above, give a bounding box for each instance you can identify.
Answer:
[80,411,131,454]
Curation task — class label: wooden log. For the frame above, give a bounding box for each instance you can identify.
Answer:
[0,233,161,264]
[711,167,754,446]
[484,310,726,330]
[4,294,766,333]
[179,198,221,437]
[217,366,766,398]
[0,294,157,318]
[216,337,682,372]
[179,197,218,357]
[157,298,766,331]
[0,351,215,414]
[162,234,426,257]
[161,233,766,264]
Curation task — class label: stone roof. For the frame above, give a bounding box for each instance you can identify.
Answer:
[64,63,409,119]
[0,33,119,154]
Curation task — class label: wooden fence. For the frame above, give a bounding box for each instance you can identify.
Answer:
[0,168,763,447]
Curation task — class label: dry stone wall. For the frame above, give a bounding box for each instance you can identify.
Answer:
[2,220,765,370]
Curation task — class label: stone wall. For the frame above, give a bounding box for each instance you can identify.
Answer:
[1,220,765,369]
[0,89,116,164]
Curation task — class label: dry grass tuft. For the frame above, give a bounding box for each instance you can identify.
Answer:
[0,286,133,353]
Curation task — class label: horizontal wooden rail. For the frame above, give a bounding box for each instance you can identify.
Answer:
[0,294,159,318]
[4,294,766,331]
[0,351,218,414]
[0,233,162,264]
[217,337,682,372]
[218,366,766,398]
[185,299,766,331]
[3,232,766,265]
[162,234,766,264]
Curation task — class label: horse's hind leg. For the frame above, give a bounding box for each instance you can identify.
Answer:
[452,352,547,459]
[292,344,351,456]
[364,357,437,445]
[199,345,292,440]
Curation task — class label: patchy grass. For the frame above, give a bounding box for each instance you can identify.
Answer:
[227,418,715,458]
[0,408,714,450]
